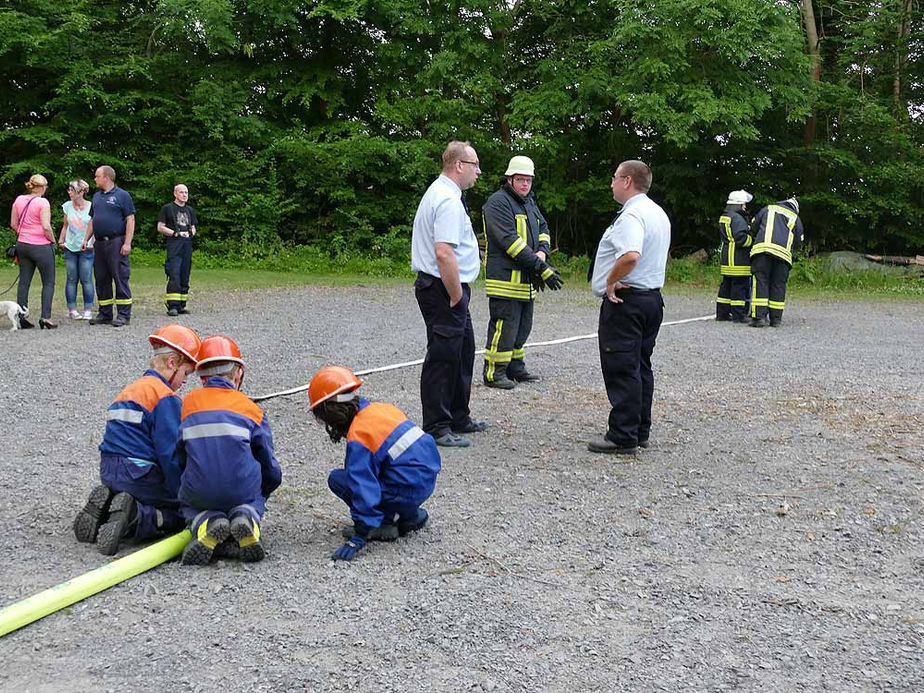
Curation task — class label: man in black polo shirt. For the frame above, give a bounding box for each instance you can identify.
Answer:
[83,165,135,326]
[157,183,198,316]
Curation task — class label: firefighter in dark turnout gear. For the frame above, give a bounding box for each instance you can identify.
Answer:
[716,190,754,322]
[482,156,563,389]
[749,198,804,327]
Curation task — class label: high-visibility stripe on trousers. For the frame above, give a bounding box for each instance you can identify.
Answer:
[750,253,791,323]
[483,298,534,382]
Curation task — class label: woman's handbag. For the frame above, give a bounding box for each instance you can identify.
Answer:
[5,244,16,262]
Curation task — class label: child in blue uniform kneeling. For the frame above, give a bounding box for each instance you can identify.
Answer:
[73,324,202,555]
[177,334,282,565]
[308,366,442,561]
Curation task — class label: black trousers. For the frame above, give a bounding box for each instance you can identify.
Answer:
[715,275,750,320]
[164,237,192,309]
[598,289,664,446]
[15,242,55,319]
[414,273,475,437]
[94,236,132,319]
[750,254,791,323]
[484,297,534,381]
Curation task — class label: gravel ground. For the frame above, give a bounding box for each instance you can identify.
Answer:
[0,283,922,692]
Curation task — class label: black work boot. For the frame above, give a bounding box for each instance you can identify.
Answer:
[398,509,429,537]
[230,514,266,563]
[97,493,138,555]
[74,484,116,543]
[182,516,232,565]
[509,369,540,383]
[749,317,766,328]
[483,364,516,390]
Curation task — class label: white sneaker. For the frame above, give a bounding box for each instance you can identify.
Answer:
[69,308,81,319]
[81,309,93,320]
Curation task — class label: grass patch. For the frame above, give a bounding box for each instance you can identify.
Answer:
[2,247,921,305]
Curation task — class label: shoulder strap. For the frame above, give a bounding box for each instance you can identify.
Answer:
[15,197,37,236]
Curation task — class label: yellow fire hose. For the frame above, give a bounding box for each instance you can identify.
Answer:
[0,530,191,639]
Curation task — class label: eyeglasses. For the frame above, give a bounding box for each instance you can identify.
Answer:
[459,160,480,167]
[614,174,631,182]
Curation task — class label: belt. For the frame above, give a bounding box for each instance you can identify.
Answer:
[615,286,661,293]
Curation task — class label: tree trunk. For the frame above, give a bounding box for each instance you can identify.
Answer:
[800,0,821,146]
[893,0,912,117]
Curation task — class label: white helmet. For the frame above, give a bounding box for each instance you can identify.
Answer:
[504,155,535,177]
[726,190,753,205]
[784,197,799,213]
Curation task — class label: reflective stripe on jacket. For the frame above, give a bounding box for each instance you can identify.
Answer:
[178,377,282,510]
[343,398,441,529]
[483,185,551,301]
[750,202,804,266]
[99,369,182,496]
[719,208,753,276]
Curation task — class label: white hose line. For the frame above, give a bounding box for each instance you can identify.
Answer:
[251,313,716,403]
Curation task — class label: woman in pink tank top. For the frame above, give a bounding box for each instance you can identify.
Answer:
[9,174,57,328]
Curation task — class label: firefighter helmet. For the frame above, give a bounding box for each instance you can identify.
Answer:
[148,324,202,363]
[726,190,753,205]
[196,334,245,371]
[504,155,535,177]
[784,197,799,213]
[308,366,363,410]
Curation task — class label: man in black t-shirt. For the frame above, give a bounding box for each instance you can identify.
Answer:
[157,184,199,316]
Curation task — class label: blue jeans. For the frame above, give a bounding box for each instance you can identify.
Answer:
[63,248,95,309]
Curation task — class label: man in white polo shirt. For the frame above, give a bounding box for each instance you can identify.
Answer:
[411,141,489,448]
[588,160,671,455]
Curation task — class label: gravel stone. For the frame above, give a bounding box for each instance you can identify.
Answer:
[0,285,922,691]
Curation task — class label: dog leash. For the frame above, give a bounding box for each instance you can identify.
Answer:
[0,276,17,296]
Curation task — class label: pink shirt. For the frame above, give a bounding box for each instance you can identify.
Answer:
[12,194,51,245]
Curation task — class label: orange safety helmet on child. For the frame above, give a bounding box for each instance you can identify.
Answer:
[148,324,202,363]
[196,334,245,371]
[308,366,362,410]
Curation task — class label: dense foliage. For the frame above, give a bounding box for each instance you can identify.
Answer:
[2,0,921,261]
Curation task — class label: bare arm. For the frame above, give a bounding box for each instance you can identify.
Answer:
[40,205,54,242]
[435,242,463,307]
[606,251,641,303]
[10,206,18,233]
[121,215,135,255]
[58,218,68,247]
[82,219,93,250]
[157,221,174,237]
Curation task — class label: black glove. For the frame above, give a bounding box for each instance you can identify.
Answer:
[536,261,564,291]
[531,274,545,292]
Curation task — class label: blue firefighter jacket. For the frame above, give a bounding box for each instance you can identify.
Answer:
[343,398,442,529]
[99,369,183,496]
[177,377,282,511]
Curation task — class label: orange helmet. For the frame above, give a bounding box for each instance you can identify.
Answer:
[196,334,245,371]
[148,324,201,363]
[308,366,362,410]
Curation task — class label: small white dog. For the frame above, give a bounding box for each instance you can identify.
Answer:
[0,301,29,330]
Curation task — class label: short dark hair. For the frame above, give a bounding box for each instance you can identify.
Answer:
[442,141,471,170]
[614,160,652,193]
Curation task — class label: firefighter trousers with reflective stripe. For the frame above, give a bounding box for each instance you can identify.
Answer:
[164,237,192,310]
[598,290,663,447]
[94,236,132,319]
[716,276,750,320]
[750,253,791,322]
[483,298,534,381]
